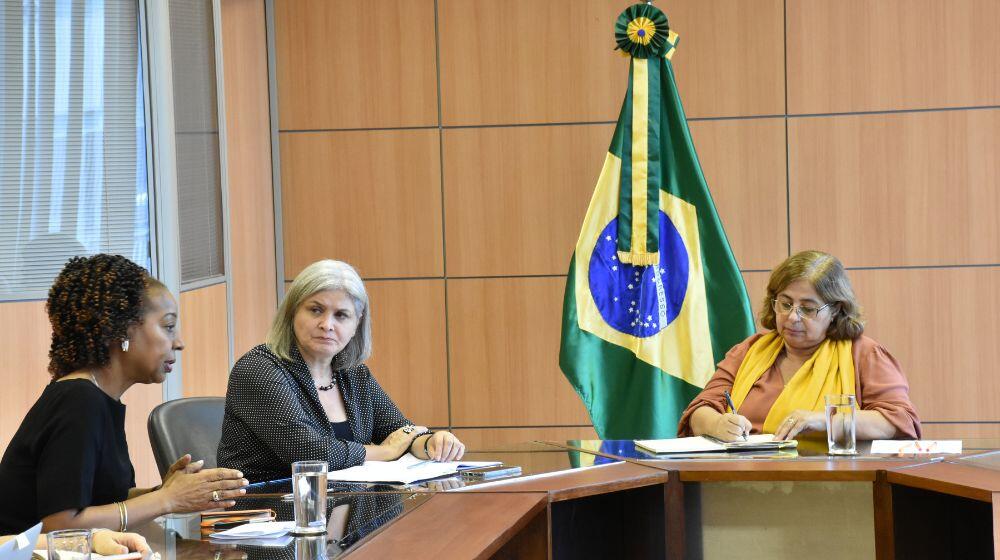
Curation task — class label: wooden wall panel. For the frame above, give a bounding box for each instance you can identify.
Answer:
[443,124,612,277]
[690,118,788,271]
[454,427,599,449]
[921,423,1000,440]
[438,0,625,126]
[0,301,54,456]
[122,383,163,487]
[787,0,1000,114]
[222,0,277,357]
[849,267,1000,423]
[789,110,1000,268]
[365,280,449,427]
[448,277,590,427]
[660,0,785,118]
[742,271,771,331]
[274,0,438,130]
[280,129,443,279]
[439,0,784,126]
[180,284,230,397]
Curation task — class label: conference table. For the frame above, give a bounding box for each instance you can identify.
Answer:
[133,438,1000,559]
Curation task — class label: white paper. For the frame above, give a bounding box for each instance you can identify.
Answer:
[1,523,40,560]
[209,521,296,540]
[634,434,783,454]
[327,453,500,484]
[870,440,962,454]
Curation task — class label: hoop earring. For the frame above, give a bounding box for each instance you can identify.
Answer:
[122,339,130,352]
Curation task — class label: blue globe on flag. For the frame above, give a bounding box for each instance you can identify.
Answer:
[587,212,689,338]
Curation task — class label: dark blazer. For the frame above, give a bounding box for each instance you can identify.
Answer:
[217,344,411,482]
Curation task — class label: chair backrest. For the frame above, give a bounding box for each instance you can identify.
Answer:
[147,397,225,477]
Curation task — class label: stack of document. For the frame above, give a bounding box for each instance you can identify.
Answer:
[210,521,296,540]
[328,453,500,484]
[634,434,798,454]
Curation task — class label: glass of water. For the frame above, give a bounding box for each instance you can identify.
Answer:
[292,460,328,534]
[47,529,91,560]
[825,394,857,455]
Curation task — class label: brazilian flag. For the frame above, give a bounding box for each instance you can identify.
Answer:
[560,4,754,440]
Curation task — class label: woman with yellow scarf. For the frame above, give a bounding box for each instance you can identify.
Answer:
[678,251,921,442]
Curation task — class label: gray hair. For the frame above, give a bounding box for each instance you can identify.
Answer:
[266,259,372,369]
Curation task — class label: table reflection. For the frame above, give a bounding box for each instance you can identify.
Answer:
[151,493,430,559]
[948,449,1000,471]
[551,437,1000,463]
[237,447,622,497]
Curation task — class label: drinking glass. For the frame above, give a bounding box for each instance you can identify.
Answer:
[825,394,857,455]
[47,529,91,560]
[292,460,328,534]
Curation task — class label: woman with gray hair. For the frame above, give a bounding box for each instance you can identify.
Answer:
[677,250,921,443]
[217,260,464,482]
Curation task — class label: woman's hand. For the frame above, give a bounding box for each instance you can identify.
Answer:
[158,468,248,512]
[426,431,465,462]
[381,425,428,457]
[773,410,826,440]
[92,530,151,555]
[422,477,465,491]
[162,454,205,485]
[710,413,753,442]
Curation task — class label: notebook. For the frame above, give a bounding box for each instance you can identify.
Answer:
[634,434,798,454]
[327,453,501,484]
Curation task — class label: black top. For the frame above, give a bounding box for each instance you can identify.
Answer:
[0,379,134,533]
[217,344,411,482]
[331,421,353,442]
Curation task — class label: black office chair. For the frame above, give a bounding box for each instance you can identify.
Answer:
[147,397,226,478]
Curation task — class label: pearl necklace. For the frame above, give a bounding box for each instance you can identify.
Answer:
[317,373,337,392]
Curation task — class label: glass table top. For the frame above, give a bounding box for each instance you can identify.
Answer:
[241,444,622,497]
[145,492,430,559]
[541,437,1000,463]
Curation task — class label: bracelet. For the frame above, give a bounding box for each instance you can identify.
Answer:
[394,431,429,461]
[116,501,128,532]
[422,431,436,458]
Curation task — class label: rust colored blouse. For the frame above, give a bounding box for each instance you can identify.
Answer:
[676,333,921,439]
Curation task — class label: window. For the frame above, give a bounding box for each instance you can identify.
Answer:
[169,0,225,287]
[0,0,151,300]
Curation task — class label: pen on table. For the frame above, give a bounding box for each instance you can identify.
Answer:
[406,459,434,469]
[722,390,748,441]
[245,476,292,489]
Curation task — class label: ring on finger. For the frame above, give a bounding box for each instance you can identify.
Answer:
[212,490,222,502]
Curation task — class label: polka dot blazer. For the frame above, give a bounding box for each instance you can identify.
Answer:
[217,344,411,482]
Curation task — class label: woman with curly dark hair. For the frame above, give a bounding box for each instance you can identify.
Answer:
[0,254,247,534]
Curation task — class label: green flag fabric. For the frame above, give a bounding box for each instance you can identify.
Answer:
[559,3,754,440]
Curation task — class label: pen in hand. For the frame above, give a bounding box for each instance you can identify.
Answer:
[722,390,748,441]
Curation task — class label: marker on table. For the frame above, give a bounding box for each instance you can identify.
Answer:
[722,390,748,441]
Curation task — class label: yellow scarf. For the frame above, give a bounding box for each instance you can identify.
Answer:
[729,332,855,434]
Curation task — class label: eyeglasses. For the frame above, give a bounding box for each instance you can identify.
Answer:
[772,299,833,320]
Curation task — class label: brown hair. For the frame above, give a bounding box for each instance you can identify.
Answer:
[46,254,160,378]
[758,250,864,340]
